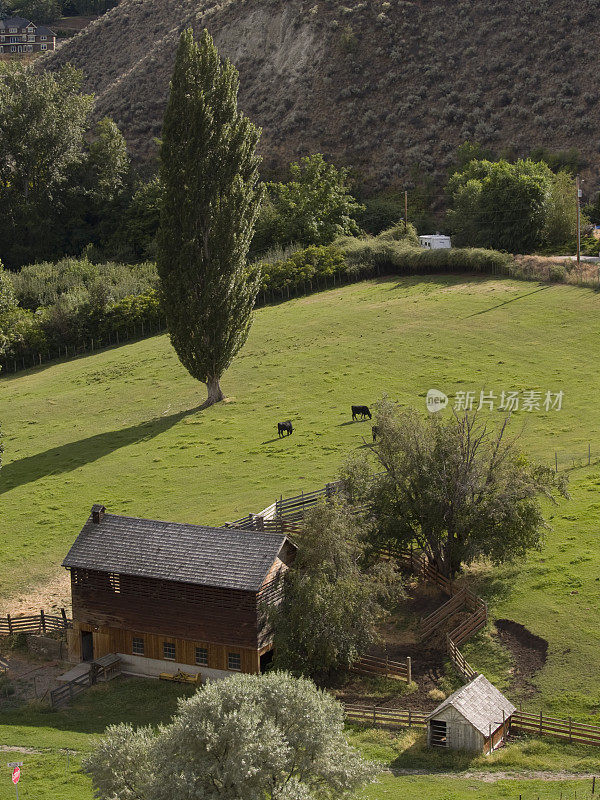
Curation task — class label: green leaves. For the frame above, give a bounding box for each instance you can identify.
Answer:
[271,502,400,685]
[446,158,556,253]
[157,28,263,403]
[84,672,376,800]
[344,400,569,578]
[265,154,363,248]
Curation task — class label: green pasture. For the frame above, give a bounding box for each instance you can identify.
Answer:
[1,275,598,599]
[1,274,600,798]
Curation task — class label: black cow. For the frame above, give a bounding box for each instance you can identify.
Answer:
[278,420,293,438]
[372,425,379,442]
[352,405,372,421]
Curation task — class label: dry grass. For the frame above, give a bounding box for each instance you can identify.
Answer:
[41,0,600,189]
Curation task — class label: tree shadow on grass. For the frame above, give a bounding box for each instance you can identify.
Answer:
[0,406,203,496]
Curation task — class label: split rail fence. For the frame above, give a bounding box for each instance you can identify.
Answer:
[350,654,412,683]
[510,711,600,748]
[344,704,427,729]
[0,609,72,636]
[397,550,487,682]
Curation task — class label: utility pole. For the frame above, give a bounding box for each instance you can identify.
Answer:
[404,190,408,232]
[576,174,582,267]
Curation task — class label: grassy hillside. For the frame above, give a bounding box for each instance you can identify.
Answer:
[42,0,600,188]
[2,275,599,600]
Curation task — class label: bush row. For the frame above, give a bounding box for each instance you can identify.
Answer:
[0,233,595,373]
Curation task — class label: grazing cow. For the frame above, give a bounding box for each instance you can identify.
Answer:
[372,425,379,442]
[352,405,372,421]
[278,420,293,438]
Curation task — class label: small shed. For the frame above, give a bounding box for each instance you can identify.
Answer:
[419,234,451,250]
[426,675,515,753]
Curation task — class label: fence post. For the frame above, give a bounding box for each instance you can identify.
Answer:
[40,608,46,634]
[592,776,595,794]
[7,614,12,636]
[385,654,389,678]
[61,608,68,628]
[407,656,412,684]
[569,717,572,742]
[408,709,412,727]
[539,709,543,734]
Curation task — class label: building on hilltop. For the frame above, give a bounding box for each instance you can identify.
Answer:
[426,674,516,753]
[62,504,297,679]
[0,16,56,54]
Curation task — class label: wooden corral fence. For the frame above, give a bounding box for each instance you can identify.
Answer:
[396,550,487,682]
[50,654,121,709]
[351,654,412,683]
[222,482,486,683]
[0,609,72,636]
[344,703,427,729]
[510,711,600,748]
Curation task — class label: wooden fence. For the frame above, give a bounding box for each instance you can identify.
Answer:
[223,482,486,683]
[344,703,427,729]
[0,610,72,637]
[511,711,600,748]
[351,654,412,683]
[397,550,487,682]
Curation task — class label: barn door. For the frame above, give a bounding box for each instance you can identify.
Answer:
[430,720,447,747]
[81,630,94,662]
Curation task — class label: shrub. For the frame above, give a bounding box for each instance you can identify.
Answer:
[256,245,348,293]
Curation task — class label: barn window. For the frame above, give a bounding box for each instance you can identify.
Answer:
[228,652,241,671]
[132,637,144,656]
[108,573,121,593]
[163,642,176,660]
[430,720,447,747]
[195,647,208,666]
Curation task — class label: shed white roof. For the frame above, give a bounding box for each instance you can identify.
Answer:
[427,674,516,736]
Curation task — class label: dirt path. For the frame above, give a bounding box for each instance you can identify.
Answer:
[388,768,598,782]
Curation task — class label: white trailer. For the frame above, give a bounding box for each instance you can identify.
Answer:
[419,234,451,250]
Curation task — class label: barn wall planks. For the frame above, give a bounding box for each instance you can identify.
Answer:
[70,570,263,649]
[70,621,263,674]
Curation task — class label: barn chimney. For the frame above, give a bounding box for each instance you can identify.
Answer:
[91,504,106,524]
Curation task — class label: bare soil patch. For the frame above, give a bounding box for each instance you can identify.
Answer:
[0,570,71,617]
[0,650,66,706]
[337,580,454,712]
[494,619,548,697]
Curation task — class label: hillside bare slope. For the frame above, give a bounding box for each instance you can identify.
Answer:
[44,0,600,188]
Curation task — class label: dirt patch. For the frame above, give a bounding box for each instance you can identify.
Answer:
[0,650,67,706]
[0,570,71,617]
[494,619,548,697]
[337,580,454,712]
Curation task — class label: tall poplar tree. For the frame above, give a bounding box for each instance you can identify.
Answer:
[157,28,263,406]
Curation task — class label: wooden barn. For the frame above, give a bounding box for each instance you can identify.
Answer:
[62,505,297,679]
[426,674,516,753]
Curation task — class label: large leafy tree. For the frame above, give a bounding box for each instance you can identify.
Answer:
[270,501,399,685]
[446,158,555,252]
[83,671,376,800]
[264,154,363,248]
[0,64,130,266]
[157,28,263,406]
[343,400,568,578]
[0,63,94,266]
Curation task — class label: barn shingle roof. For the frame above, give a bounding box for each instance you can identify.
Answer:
[62,508,293,592]
[426,674,516,736]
